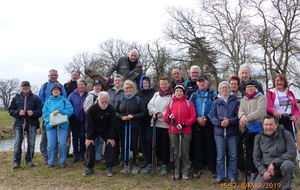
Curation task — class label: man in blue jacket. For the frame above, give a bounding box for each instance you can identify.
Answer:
[8,81,43,169]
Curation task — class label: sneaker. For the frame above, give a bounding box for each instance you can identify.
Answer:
[59,163,66,168]
[182,174,189,180]
[106,167,113,177]
[46,164,54,169]
[131,165,138,175]
[172,174,180,180]
[193,170,203,179]
[83,168,94,176]
[73,156,80,163]
[12,163,20,169]
[26,162,34,167]
[214,178,224,184]
[120,165,130,174]
[140,164,152,174]
[160,164,168,176]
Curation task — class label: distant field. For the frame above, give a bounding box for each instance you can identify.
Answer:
[0,111,13,128]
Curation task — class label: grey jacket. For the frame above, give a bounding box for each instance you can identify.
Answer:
[106,56,142,85]
[253,125,297,175]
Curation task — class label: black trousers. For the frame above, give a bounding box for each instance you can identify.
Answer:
[279,116,295,140]
[140,122,152,165]
[238,133,258,173]
[119,126,139,166]
[156,127,170,165]
[85,136,116,168]
[191,122,216,172]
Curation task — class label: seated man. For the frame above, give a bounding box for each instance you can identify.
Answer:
[253,115,296,190]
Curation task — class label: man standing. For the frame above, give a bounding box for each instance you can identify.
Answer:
[184,65,201,98]
[253,115,296,190]
[104,49,142,86]
[39,69,67,163]
[171,66,185,89]
[83,91,117,177]
[8,81,43,169]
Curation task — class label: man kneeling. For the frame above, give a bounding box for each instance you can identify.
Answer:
[253,115,296,190]
[83,91,117,177]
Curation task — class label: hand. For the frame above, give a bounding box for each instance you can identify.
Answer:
[263,171,272,180]
[52,110,59,116]
[239,115,248,127]
[127,114,134,120]
[157,113,163,118]
[107,139,115,147]
[19,110,26,116]
[85,139,94,148]
[273,110,281,120]
[197,117,206,126]
[27,110,33,116]
[221,118,229,127]
[121,116,128,121]
[177,123,186,130]
[267,163,275,176]
[290,115,296,121]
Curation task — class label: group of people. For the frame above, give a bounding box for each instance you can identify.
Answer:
[8,49,299,189]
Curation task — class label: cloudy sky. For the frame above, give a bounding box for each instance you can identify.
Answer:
[0,0,197,88]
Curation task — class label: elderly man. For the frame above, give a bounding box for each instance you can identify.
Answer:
[253,115,296,190]
[83,91,117,177]
[8,81,43,169]
[171,66,185,89]
[184,65,201,98]
[104,49,142,86]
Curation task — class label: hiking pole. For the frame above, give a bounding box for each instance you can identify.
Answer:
[242,132,248,190]
[124,121,128,166]
[292,122,300,170]
[151,117,157,174]
[224,126,227,179]
[128,120,132,163]
[57,125,60,166]
[28,116,33,161]
[171,119,176,181]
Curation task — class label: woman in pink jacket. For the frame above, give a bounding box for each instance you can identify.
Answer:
[164,84,196,180]
[266,74,299,138]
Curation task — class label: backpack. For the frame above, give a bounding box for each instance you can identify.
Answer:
[118,95,141,105]
[169,99,191,110]
[191,89,215,102]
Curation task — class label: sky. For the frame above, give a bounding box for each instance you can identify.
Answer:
[0,0,198,88]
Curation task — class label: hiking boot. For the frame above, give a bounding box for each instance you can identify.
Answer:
[83,168,94,176]
[80,155,85,161]
[140,164,152,174]
[131,166,138,175]
[59,163,66,168]
[208,169,216,179]
[182,174,189,180]
[214,178,224,184]
[249,172,257,184]
[193,170,203,179]
[106,167,113,177]
[26,161,34,167]
[46,164,54,169]
[120,165,130,174]
[229,178,237,183]
[12,163,20,169]
[73,156,80,163]
[160,164,168,176]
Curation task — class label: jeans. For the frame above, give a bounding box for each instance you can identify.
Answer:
[14,125,36,164]
[95,136,103,160]
[70,121,86,157]
[46,127,68,165]
[214,134,239,180]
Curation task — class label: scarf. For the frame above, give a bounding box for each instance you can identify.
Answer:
[246,91,258,99]
[159,87,174,97]
[125,93,135,99]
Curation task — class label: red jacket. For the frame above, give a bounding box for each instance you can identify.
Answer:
[164,95,196,134]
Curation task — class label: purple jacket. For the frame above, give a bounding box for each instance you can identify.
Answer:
[68,89,88,122]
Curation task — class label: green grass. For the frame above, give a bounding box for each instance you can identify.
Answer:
[0,111,13,128]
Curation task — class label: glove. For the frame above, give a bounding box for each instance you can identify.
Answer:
[177,123,186,130]
[168,114,174,119]
[107,78,114,87]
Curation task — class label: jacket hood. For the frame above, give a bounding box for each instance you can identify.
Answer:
[88,90,99,96]
[49,94,65,100]
[139,75,152,90]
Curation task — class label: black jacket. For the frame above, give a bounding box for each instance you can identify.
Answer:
[85,103,116,141]
[115,95,145,128]
[136,88,156,124]
[8,91,43,130]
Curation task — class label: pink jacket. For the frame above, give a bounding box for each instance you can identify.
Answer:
[164,95,196,134]
[266,87,299,122]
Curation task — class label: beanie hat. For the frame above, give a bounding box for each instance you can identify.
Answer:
[51,83,62,95]
[174,83,185,93]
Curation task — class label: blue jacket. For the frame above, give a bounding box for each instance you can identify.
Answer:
[8,91,43,130]
[38,80,67,104]
[190,88,217,118]
[42,95,73,131]
[184,77,198,98]
[68,89,88,122]
[210,95,240,137]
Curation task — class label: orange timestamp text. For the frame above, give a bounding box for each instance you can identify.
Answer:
[220,182,281,189]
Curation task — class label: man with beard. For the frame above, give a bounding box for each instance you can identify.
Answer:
[83,91,117,177]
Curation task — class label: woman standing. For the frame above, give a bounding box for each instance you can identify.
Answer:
[115,80,145,175]
[148,77,174,176]
[238,80,267,183]
[266,74,299,137]
[210,81,240,183]
[42,83,73,168]
[164,84,196,180]
[68,78,88,162]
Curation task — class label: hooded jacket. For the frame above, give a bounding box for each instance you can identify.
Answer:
[210,95,240,137]
[83,90,99,113]
[42,95,73,131]
[164,95,196,134]
[68,89,88,122]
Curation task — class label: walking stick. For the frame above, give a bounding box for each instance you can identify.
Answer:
[124,121,128,165]
[128,120,132,163]
[28,116,33,161]
[224,126,227,179]
[241,132,248,190]
[151,117,157,174]
[171,119,176,181]
[292,122,300,170]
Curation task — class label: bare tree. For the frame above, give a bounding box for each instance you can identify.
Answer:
[0,79,20,110]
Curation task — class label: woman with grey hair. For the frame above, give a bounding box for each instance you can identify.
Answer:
[210,81,240,183]
[68,78,88,163]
